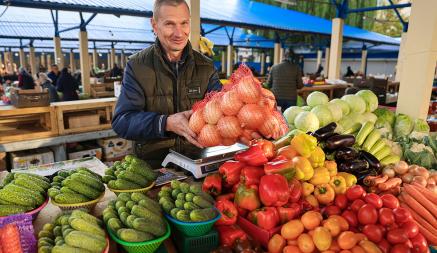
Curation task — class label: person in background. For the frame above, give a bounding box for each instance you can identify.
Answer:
[56,67,79,101]
[18,67,35,90]
[47,64,60,87]
[37,72,59,103]
[267,50,303,112]
[344,66,355,77]
[109,63,123,77]
[315,64,324,77]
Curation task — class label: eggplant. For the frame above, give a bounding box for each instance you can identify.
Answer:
[338,159,369,174]
[314,122,337,138]
[359,150,382,172]
[335,147,359,161]
[325,134,356,150]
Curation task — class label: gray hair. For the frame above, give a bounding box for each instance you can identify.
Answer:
[153,0,190,20]
[38,72,52,83]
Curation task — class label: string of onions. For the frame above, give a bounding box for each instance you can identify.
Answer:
[235,76,261,104]
[188,108,205,134]
[237,104,265,130]
[198,124,222,147]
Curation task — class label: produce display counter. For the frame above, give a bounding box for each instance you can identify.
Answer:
[298,83,351,100]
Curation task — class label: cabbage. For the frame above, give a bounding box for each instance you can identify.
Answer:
[362,112,378,123]
[394,114,414,139]
[330,99,350,116]
[311,105,333,127]
[375,118,393,139]
[414,119,430,133]
[297,95,305,107]
[306,91,329,107]
[327,103,343,122]
[301,106,312,111]
[294,111,320,132]
[356,90,379,112]
[341,95,366,114]
[283,106,305,125]
[374,108,396,126]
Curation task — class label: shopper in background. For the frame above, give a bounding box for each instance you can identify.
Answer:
[47,64,60,87]
[18,67,35,90]
[267,50,303,112]
[37,72,59,103]
[109,63,123,77]
[344,66,355,77]
[56,67,79,101]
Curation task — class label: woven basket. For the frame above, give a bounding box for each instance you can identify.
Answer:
[108,181,155,195]
[164,211,221,237]
[51,192,105,211]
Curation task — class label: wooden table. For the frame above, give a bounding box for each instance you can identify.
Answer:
[298,83,351,100]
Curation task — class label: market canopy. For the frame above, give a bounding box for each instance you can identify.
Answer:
[0,0,400,45]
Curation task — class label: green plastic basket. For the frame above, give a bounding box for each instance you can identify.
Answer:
[172,226,219,253]
[164,211,221,237]
[108,221,171,253]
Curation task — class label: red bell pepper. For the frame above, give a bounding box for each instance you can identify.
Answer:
[277,204,301,224]
[234,145,268,166]
[215,199,238,226]
[247,207,280,230]
[250,139,276,160]
[216,193,235,202]
[263,155,294,179]
[202,173,222,196]
[234,184,261,211]
[219,160,244,187]
[232,182,240,193]
[237,205,248,217]
[215,225,248,247]
[288,179,302,203]
[259,174,290,207]
[240,166,264,186]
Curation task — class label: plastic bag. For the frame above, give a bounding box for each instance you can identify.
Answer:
[0,214,36,253]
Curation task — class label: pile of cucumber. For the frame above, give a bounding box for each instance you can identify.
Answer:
[103,192,167,242]
[158,180,217,222]
[38,209,107,253]
[103,155,158,190]
[0,172,50,216]
[48,168,105,204]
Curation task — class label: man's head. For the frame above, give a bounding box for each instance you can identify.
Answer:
[151,0,190,56]
[51,64,59,74]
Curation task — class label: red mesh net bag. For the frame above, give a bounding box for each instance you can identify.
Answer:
[189,64,289,147]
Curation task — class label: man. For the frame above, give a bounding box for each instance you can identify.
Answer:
[112,0,221,167]
[47,64,60,87]
[267,50,303,112]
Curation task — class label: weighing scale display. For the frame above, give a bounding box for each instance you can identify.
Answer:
[169,143,246,163]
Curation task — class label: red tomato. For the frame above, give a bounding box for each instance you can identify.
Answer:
[323,205,341,217]
[364,193,383,209]
[378,239,391,253]
[342,210,358,227]
[401,221,419,239]
[358,204,378,225]
[405,240,413,249]
[390,244,411,253]
[410,234,428,253]
[351,199,366,212]
[335,194,348,210]
[346,185,365,201]
[362,224,383,243]
[387,228,409,244]
[379,208,395,226]
[393,207,413,224]
[380,194,400,209]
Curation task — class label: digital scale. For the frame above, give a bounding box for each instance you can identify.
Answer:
[161,143,247,178]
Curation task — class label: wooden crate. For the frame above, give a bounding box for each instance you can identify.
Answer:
[51,98,116,135]
[91,83,115,98]
[0,106,58,144]
[67,113,100,129]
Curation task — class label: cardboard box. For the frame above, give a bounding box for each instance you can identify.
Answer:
[114,81,122,98]
[10,148,54,171]
[68,147,102,160]
[97,137,133,160]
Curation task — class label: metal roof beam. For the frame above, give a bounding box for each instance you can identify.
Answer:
[387,0,408,32]
[347,3,411,14]
[203,25,225,35]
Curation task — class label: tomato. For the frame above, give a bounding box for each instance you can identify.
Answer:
[380,194,400,209]
[362,224,383,243]
[301,211,322,230]
[268,234,286,253]
[346,185,365,201]
[364,193,383,209]
[342,210,358,227]
[323,206,341,217]
[313,227,332,251]
[281,219,305,240]
[335,194,349,210]
[379,208,395,226]
[410,234,428,253]
[378,239,391,253]
[401,221,419,239]
[337,231,357,250]
[329,215,350,231]
[297,233,315,253]
[351,199,366,212]
[390,244,411,253]
[387,228,409,244]
[358,204,378,225]
[351,246,366,253]
[392,207,413,224]
[323,218,341,237]
[283,245,302,253]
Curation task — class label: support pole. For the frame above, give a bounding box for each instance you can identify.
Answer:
[8,49,14,73]
[107,50,111,70]
[221,50,226,74]
[70,49,75,72]
[316,49,323,70]
[397,0,437,119]
[234,48,238,65]
[260,51,266,75]
[79,30,91,95]
[279,47,285,63]
[40,53,46,69]
[29,46,37,78]
[395,32,408,82]
[47,54,52,67]
[120,50,125,68]
[110,47,115,68]
[53,36,64,68]
[226,45,233,77]
[360,46,368,76]
[273,42,281,65]
[19,48,25,68]
[92,48,98,69]
[187,0,200,51]
[324,47,330,78]
[328,18,344,80]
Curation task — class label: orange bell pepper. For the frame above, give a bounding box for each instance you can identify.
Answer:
[277,145,298,160]
[314,184,335,205]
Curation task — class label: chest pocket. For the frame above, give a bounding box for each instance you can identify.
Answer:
[186,80,204,99]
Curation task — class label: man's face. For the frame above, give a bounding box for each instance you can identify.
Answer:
[51,66,59,73]
[151,3,190,54]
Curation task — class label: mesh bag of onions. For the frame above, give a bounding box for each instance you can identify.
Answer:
[188,64,288,147]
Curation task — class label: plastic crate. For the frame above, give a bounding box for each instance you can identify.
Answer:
[172,224,219,253]
[237,215,282,248]
[155,243,168,253]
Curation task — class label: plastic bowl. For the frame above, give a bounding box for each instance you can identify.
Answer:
[0,197,49,221]
[51,192,105,211]
[108,221,170,253]
[108,181,155,195]
[164,210,221,237]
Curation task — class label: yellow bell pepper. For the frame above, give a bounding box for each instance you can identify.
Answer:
[292,156,314,181]
[309,146,325,168]
[329,176,347,194]
[337,172,357,187]
[324,160,337,177]
[309,167,331,185]
[290,133,317,158]
[302,182,315,196]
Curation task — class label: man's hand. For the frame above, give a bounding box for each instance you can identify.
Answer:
[166,110,204,148]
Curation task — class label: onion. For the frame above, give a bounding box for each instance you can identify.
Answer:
[272,111,289,139]
[412,176,427,187]
[401,172,414,183]
[221,138,237,146]
[258,113,280,139]
[416,167,430,179]
[188,108,205,134]
[258,88,276,110]
[203,99,223,124]
[217,116,242,139]
[198,124,222,147]
[393,161,409,175]
[221,90,244,116]
[427,177,436,186]
[427,184,437,194]
[382,166,396,178]
[238,104,265,130]
[235,76,261,104]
